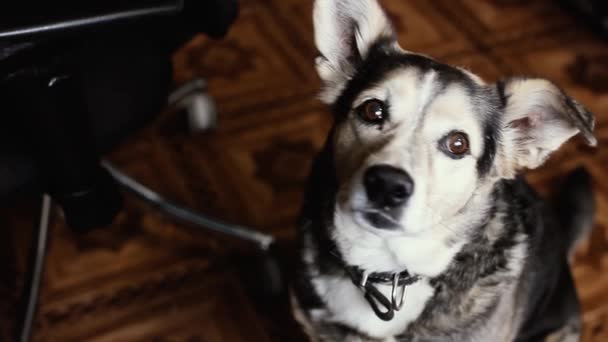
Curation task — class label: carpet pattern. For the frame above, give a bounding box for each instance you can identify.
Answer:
[1,0,608,340]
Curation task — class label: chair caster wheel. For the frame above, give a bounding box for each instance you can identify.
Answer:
[169,78,217,133]
[185,92,217,132]
[257,249,283,298]
[241,245,284,300]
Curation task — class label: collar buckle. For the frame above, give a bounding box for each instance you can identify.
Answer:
[348,267,420,321]
[392,273,406,311]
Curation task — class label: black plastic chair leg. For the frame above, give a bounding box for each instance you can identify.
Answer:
[14,194,52,342]
[101,160,275,250]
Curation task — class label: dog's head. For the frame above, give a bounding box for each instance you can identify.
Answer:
[312,0,596,270]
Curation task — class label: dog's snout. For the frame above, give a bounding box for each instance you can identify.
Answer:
[363,165,414,208]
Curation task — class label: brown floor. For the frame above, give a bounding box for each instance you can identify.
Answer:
[1,0,608,341]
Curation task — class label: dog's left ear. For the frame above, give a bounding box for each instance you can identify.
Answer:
[313,0,395,103]
[497,77,597,177]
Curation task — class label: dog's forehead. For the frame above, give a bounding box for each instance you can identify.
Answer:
[379,68,479,117]
[334,46,482,119]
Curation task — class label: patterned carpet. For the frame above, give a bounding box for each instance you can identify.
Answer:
[1,0,608,340]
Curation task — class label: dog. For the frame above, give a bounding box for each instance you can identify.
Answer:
[291,0,597,341]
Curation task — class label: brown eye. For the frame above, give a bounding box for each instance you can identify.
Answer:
[445,132,469,156]
[357,99,387,124]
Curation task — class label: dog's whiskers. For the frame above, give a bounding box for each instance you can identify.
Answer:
[422,202,461,236]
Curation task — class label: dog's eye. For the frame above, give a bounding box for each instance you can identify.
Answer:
[356,99,387,124]
[443,131,470,157]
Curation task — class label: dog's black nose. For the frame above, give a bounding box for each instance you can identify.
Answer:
[364,165,414,208]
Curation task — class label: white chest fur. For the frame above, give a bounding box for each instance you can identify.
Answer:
[312,275,435,339]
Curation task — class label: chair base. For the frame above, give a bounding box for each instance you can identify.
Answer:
[15,161,279,341]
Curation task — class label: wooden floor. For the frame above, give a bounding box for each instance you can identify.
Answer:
[1,0,608,340]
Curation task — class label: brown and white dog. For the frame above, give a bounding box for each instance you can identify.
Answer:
[291,0,597,341]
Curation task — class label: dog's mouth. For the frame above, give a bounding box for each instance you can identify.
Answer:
[355,209,402,230]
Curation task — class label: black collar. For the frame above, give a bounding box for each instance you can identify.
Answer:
[333,253,421,321]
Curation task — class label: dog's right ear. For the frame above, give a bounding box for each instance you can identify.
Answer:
[313,0,395,103]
